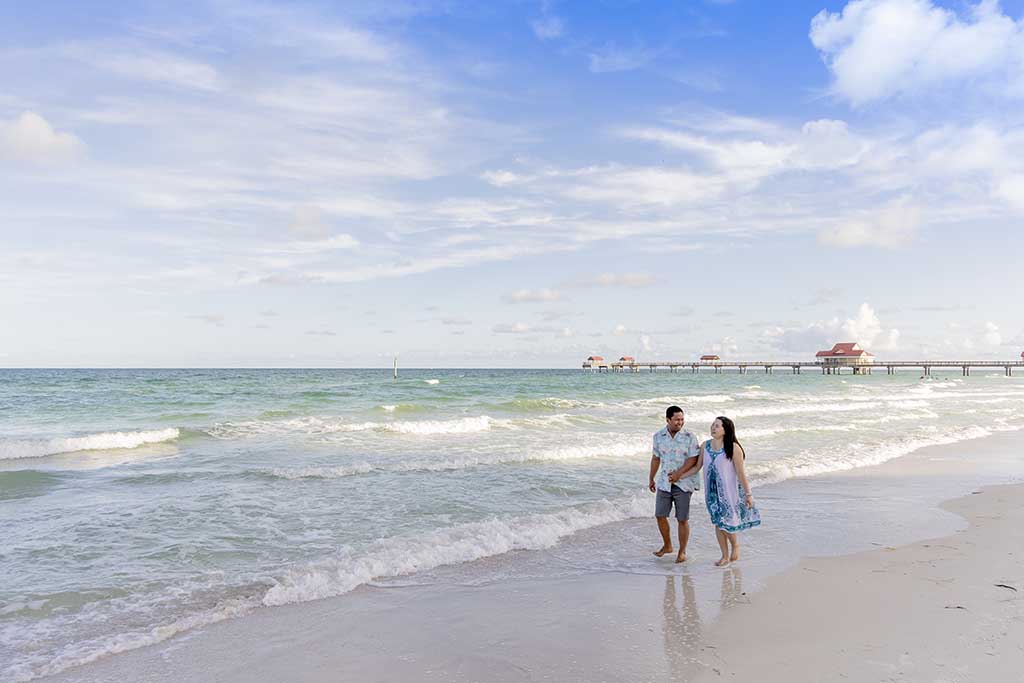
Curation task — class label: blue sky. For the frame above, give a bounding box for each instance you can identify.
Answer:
[2,0,1023,367]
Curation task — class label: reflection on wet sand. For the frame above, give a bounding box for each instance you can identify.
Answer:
[720,566,745,609]
[663,567,747,676]
[662,574,702,673]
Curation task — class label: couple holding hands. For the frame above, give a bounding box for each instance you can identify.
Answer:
[648,405,761,567]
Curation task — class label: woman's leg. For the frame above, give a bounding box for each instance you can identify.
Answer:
[714,527,730,566]
[727,532,739,561]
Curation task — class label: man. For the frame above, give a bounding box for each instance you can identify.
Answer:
[648,405,701,563]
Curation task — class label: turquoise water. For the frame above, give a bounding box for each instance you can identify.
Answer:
[2,368,1024,680]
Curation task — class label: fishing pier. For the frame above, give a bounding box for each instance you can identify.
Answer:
[582,359,1023,376]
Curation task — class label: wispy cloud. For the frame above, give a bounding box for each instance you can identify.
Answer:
[588,41,657,73]
[504,288,561,303]
[188,314,225,326]
[567,273,658,289]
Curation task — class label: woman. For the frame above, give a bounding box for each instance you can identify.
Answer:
[678,416,760,567]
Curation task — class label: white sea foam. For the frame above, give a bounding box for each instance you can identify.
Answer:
[262,493,651,606]
[688,401,881,423]
[268,463,375,479]
[265,436,651,479]
[424,379,440,385]
[0,428,180,461]
[742,424,858,439]
[388,416,492,434]
[748,424,997,486]
[634,394,734,407]
[12,595,259,683]
[208,415,498,439]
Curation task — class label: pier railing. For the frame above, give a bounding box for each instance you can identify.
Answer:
[581,360,1024,376]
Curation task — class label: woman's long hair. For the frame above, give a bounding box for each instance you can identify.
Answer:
[717,416,743,460]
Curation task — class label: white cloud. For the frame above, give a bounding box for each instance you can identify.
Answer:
[280,234,360,254]
[505,288,561,303]
[188,314,225,326]
[493,322,531,334]
[480,169,529,187]
[613,324,628,336]
[983,321,1003,346]
[810,0,1024,105]
[532,15,564,40]
[569,273,658,288]
[706,336,739,355]
[995,174,1024,211]
[67,45,222,91]
[288,205,329,239]
[764,303,900,353]
[818,198,922,248]
[0,111,83,162]
[624,118,866,175]
[842,303,884,347]
[588,42,657,73]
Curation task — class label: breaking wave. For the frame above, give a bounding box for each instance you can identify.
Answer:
[0,429,180,461]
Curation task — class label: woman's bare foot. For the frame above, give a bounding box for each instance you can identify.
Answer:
[730,548,740,562]
[714,557,731,567]
[674,551,686,563]
[653,545,673,557]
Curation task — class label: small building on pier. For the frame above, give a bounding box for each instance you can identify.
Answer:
[619,356,635,363]
[700,354,720,362]
[815,342,874,374]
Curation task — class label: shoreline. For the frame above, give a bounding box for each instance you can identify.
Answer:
[40,429,1024,682]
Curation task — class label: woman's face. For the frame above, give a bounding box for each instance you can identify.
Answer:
[711,419,724,438]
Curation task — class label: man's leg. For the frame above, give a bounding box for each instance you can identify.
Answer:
[674,489,693,563]
[675,520,690,563]
[654,489,674,556]
[654,516,673,556]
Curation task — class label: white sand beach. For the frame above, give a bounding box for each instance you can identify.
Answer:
[41,430,1024,683]
[692,483,1024,682]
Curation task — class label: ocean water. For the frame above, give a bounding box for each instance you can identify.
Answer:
[2,368,1024,681]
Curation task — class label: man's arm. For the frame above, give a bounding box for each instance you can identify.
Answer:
[649,454,660,492]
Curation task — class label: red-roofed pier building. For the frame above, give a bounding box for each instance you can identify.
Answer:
[815,342,875,375]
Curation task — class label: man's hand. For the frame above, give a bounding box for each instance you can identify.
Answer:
[648,480,657,493]
[667,470,680,483]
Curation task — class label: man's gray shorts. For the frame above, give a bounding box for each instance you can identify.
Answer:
[655,486,692,521]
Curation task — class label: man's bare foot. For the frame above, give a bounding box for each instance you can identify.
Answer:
[714,557,731,567]
[674,551,686,564]
[653,546,673,557]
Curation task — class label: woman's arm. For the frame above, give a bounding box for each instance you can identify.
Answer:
[671,446,704,482]
[733,444,754,505]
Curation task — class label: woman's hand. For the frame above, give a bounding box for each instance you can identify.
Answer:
[745,493,754,507]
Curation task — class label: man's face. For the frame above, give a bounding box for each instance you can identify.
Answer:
[667,411,685,432]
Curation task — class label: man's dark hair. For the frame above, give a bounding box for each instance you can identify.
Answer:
[666,405,683,419]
